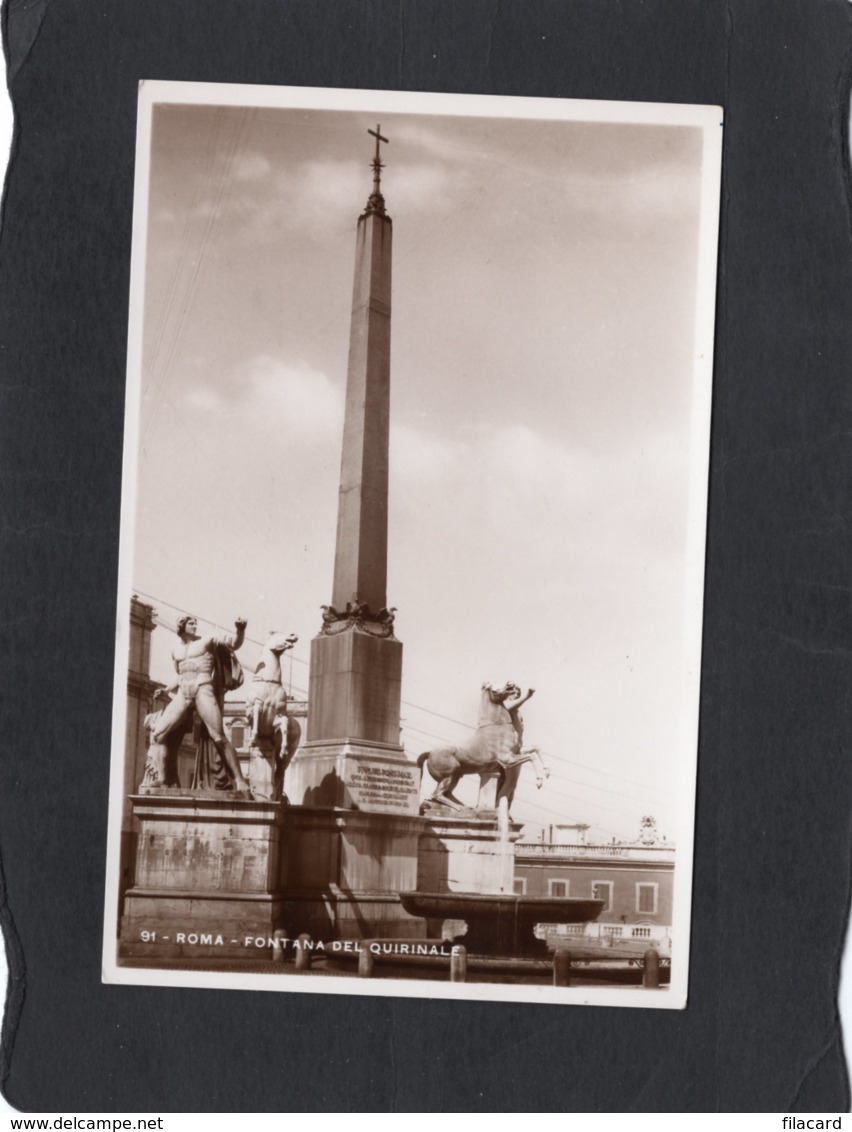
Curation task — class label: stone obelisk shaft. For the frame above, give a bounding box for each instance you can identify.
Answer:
[332,209,392,611]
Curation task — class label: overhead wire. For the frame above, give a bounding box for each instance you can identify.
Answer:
[143,107,255,454]
[139,597,661,838]
[135,587,670,808]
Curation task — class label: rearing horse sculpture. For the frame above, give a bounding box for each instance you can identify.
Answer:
[417,682,549,811]
[244,631,301,801]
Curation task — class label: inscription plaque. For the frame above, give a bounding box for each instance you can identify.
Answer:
[344,759,420,815]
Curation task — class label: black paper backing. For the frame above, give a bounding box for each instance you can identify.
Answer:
[1,0,851,1113]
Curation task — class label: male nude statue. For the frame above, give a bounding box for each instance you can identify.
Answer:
[151,614,249,791]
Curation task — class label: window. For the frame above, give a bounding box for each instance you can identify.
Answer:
[636,883,658,915]
[592,882,613,912]
[513,877,527,895]
[548,879,569,898]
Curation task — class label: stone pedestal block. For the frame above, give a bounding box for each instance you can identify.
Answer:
[119,791,288,960]
[286,738,420,814]
[279,807,425,941]
[417,814,522,896]
[408,814,533,952]
[307,631,402,746]
[248,738,278,801]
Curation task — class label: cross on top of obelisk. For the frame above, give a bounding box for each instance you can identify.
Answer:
[364,124,389,217]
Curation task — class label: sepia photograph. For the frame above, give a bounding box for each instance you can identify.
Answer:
[102,81,722,1008]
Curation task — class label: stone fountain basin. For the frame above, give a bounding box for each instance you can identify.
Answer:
[400,891,605,958]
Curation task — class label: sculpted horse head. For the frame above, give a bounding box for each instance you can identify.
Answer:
[478,681,522,724]
[483,680,521,698]
[256,631,298,674]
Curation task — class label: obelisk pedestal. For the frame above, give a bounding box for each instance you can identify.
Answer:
[284,624,422,940]
[287,630,410,809]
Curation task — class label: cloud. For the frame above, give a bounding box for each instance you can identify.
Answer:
[387,415,689,605]
[235,153,271,181]
[241,356,343,435]
[278,158,365,217]
[391,163,463,211]
[174,356,343,449]
[183,385,225,412]
[390,421,465,480]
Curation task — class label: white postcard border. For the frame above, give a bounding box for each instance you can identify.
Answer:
[103,80,723,1011]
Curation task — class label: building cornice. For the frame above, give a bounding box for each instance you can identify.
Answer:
[515,843,675,868]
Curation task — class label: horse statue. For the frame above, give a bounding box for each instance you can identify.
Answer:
[417,681,549,812]
[139,698,185,789]
[139,685,195,790]
[244,631,301,801]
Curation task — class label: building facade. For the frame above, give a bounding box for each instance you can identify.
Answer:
[514,825,675,947]
[119,597,162,913]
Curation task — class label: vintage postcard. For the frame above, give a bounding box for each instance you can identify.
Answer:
[102,82,722,1008]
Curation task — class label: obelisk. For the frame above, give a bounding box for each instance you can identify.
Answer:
[331,123,392,616]
[287,127,418,816]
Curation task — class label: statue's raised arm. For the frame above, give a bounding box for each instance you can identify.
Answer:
[207,617,246,653]
[230,617,247,651]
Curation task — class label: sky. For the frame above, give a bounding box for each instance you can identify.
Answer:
[126,91,712,841]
